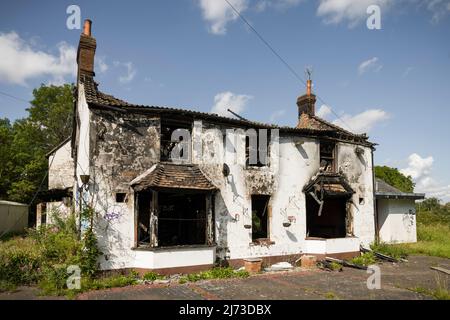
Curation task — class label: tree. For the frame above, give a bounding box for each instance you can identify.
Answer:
[419,197,441,211]
[0,84,74,203]
[27,84,74,149]
[0,118,14,200]
[375,165,415,193]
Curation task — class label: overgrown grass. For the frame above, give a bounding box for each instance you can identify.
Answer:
[349,252,377,267]
[179,267,250,284]
[409,275,450,300]
[142,272,166,281]
[0,211,100,294]
[370,242,409,260]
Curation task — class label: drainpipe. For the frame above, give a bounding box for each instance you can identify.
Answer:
[371,147,379,244]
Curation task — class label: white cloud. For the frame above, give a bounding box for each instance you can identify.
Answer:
[402,66,414,77]
[401,153,450,202]
[256,0,304,11]
[317,0,391,27]
[333,109,389,134]
[197,0,249,35]
[425,0,450,23]
[114,61,136,84]
[0,31,76,86]
[400,153,434,180]
[211,91,252,117]
[317,104,332,118]
[358,57,383,75]
[96,57,109,73]
[316,1,450,26]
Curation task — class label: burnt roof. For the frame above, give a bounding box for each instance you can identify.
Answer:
[303,172,355,198]
[130,163,217,192]
[79,74,374,147]
[375,178,425,200]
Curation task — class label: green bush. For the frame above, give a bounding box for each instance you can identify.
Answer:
[179,267,249,283]
[80,229,101,277]
[0,237,42,289]
[81,274,138,291]
[142,272,165,281]
[349,252,376,266]
[0,209,102,294]
[38,265,71,296]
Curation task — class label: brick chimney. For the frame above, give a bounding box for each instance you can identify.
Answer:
[77,19,96,80]
[297,79,316,117]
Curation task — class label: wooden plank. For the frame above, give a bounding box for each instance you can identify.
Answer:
[325,257,368,270]
[430,266,450,275]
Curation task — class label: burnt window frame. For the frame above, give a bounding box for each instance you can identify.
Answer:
[245,129,271,168]
[135,189,215,249]
[115,192,126,203]
[319,140,337,173]
[251,195,271,242]
[160,118,193,163]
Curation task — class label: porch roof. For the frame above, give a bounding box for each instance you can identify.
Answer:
[303,173,355,197]
[130,163,217,192]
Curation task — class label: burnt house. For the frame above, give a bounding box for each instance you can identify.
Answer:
[47,20,381,273]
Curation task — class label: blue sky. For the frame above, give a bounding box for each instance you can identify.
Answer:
[0,0,449,201]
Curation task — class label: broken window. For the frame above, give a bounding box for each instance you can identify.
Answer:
[160,119,192,162]
[306,195,347,239]
[40,203,47,225]
[136,190,211,247]
[116,193,126,203]
[158,191,207,246]
[304,174,354,239]
[320,141,336,172]
[136,191,152,244]
[246,129,270,167]
[251,195,270,241]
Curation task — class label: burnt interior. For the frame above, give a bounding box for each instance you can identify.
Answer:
[320,141,336,173]
[251,195,270,241]
[306,195,348,238]
[158,191,207,246]
[137,190,207,247]
[137,191,152,244]
[160,119,192,162]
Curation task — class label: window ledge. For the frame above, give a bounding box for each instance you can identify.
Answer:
[249,239,275,246]
[132,243,217,252]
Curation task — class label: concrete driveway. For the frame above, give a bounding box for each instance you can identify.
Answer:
[1,255,449,300]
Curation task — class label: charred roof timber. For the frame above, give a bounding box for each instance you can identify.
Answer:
[75,19,376,148]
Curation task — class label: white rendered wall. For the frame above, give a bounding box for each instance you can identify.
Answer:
[76,110,377,270]
[378,199,417,244]
[48,141,74,190]
[337,143,376,246]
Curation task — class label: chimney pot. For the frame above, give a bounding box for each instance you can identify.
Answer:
[297,79,316,118]
[77,19,96,81]
[83,19,92,37]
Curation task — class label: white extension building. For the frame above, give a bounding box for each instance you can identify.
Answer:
[375,178,425,244]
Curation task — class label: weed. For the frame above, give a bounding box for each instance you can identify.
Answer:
[349,252,376,266]
[142,272,166,281]
[178,267,249,283]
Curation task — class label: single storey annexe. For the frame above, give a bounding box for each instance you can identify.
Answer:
[375,178,425,244]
